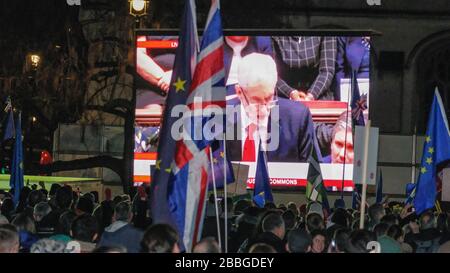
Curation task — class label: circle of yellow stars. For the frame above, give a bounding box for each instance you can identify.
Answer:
[420,136,434,174]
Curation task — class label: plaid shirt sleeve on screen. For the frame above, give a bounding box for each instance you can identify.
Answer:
[308,36,337,99]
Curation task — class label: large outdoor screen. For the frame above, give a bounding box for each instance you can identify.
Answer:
[133,32,371,191]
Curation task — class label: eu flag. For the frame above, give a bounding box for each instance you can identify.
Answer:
[413,89,450,215]
[2,97,15,141]
[253,142,273,207]
[9,112,24,206]
[149,0,199,226]
[209,140,234,189]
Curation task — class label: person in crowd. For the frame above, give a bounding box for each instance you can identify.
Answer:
[310,229,327,253]
[11,213,39,252]
[272,36,337,101]
[248,243,277,253]
[437,212,450,245]
[246,212,286,253]
[282,210,297,232]
[0,224,19,253]
[97,201,143,253]
[48,184,61,210]
[75,195,95,216]
[0,198,14,223]
[368,203,386,230]
[15,187,31,214]
[33,202,56,237]
[23,190,47,219]
[264,202,277,210]
[380,214,400,227]
[387,224,413,253]
[328,228,350,253]
[306,213,325,234]
[226,53,315,163]
[229,206,259,253]
[141,224,180,253]
[193,237,221,253]
[233,199,252,216]
[50,211,77,244]
[54,186,73,217]
[70,214,99,253]
[326,208,349,240]
[92,245,127,253]
[132,185,152,229]
[286,228,312,253]
[373,223,390,239]
[346,229,377,253]
[287,202,299,219]
[405,210,441,253]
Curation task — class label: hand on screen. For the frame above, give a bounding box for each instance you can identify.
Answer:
[157,70,172,92]
[290,90,306,101]
[304,93,315,101]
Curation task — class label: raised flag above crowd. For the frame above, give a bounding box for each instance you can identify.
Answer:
[413,89,450,215]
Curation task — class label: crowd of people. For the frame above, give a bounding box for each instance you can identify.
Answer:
[1,183,450,253]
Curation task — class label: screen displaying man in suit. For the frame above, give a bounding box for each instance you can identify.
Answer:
[226,53,315,163]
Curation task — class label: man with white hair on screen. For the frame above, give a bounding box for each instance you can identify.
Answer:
[226,53,316,163]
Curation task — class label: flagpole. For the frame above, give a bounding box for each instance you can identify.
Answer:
[359,120,371,229]
[209,147,222,251]
[223,133,228,253]
[411,125,417,183]
[341,77,353,199]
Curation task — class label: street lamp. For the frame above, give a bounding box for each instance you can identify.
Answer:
[129,0,149,17]
[26,53,41,73]
[30,55,41,69]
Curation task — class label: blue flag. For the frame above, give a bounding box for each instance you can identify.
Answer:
[376,169,383,204]
[209,140,234,189]
[350,71,367,127]
[9,112,24,206]
[405,182,416,205]
[413,89,450,215]
[150,0,199,226]
[3,97,15,141]
[253,142,273,207]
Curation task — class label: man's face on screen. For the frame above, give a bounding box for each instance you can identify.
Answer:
[331,129,354,164]
[238,84,275,123]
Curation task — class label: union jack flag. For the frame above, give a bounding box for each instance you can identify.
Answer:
[167,0,226,252]
[350,71,367,126]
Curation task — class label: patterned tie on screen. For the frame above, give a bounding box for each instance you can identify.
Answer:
[242,123,257,161]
